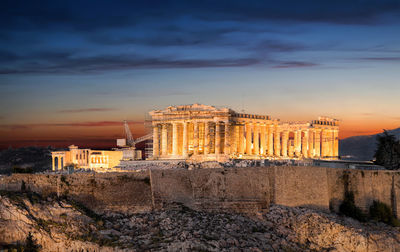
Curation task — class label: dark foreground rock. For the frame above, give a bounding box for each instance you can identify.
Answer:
[1,192,400,251]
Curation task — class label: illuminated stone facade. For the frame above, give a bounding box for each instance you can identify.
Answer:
[149,104,339,161]
[51,145,123,172]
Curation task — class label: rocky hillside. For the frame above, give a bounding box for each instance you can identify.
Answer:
[1,191,400,251]
[340,127,400,161]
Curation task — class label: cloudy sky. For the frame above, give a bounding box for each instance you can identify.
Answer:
[1,0,400,148]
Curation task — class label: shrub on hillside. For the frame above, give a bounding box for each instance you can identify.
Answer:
[339,191,366,222]
[369,200,400,227]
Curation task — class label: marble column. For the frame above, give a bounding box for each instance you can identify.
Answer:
[260,125,266,155]
[308,129,314,158]
[333,129,339,158]
[182,122,188,157]
[161,124,168,156]
[321,129,327,157]
[294,130,301,157]
[293,131,298,157]
[281,130,289,157]
[314,128,321,158]
[246,123,252,155]
[153,125,159,158]
[302,130,309,158]
[268,124,274,156]
[215,122,221,154]
[254,124,260,155]
[288,139,294,158]
[233,125,239,154]
[193,122,199,155]
[297,130,302,157]
[204,122,210,155]
[52,157,55,171]
[238,125,245,154]
[329,129,334,157]
[172,122,178,156]
[224,122,230,155]
[274,127,281,157]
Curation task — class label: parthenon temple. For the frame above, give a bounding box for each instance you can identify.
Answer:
[149,104,339,161]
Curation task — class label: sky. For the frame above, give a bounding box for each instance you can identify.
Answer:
[1,0,400,149]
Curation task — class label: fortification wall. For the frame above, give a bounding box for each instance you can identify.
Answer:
[0,172,153,214]
[1,166,400,217]
[326,169,399,214]
[272,166,330,211]
[151,167,270,213]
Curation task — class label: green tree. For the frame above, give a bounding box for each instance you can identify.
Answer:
[374,130,400,170]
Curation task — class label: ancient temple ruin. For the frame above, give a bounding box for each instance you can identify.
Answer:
[149,104,339,161]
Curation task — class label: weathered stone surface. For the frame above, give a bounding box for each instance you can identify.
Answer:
[2,192,400,251]
[1,166,400,218]
[0,172,153,214]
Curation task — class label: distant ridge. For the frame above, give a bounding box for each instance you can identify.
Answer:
[339,127,400,161]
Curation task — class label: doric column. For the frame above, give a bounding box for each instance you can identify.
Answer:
[232,125,239,154]
[281,130,289,157]
[193,122,199,155]
[58,157,62,171]
[288,138,294,157]
[260,125,266,155]
[172,122,178,156]
[333,129,339,158]
[254,124,260,155]
[224,122,230,155]
[274,127,281,157]
[238,125,245,154]
[182,122,188,157]
[329,129,334,157]
[295,130,301,157]
[161,124,168,156]
[204,122,210,155]
[293,131,298,157]
[308,129,314,158]
[314,128,321,158]
[321,129,327,157]
[268,124,274,156]
[52,156,55,171]
[245,123,252,155]
[215,122,221,154]
[152,124,159,158]
[302,130,309,158]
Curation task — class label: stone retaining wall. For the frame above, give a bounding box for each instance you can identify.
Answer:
[1,166,400,216]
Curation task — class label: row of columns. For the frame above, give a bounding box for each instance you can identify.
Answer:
[240,125,338,158]
[152,121,339,159]
[91,156,108,164]
[153,121,230,158]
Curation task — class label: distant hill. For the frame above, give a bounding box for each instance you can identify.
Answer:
[339,128,400,161]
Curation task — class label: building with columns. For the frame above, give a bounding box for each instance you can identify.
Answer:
[149,104,339,161]
[51,145,123,172]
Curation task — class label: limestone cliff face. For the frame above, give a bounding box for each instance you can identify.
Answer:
[0,193,119,251]
[1,192,400,251]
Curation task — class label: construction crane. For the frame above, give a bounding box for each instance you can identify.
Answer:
[124,120,135,147]
[117,120,153,149]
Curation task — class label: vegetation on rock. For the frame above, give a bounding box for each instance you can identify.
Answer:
[339,191,367,222]
[370,200,400,227]
[374,130,400,169]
